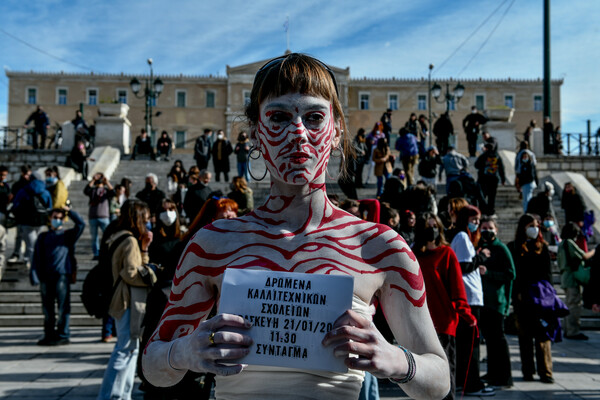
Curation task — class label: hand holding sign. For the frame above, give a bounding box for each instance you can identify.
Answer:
[169,313,253,376]
[219,269,354,373]
[322,309,410,380]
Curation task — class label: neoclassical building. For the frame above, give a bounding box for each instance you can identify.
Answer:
[6,55,562,154]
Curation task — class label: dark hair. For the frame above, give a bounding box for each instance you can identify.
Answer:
[456,205,481,244]
[376,137,387,151]
[21,164,32,174]
[120,178,132,198]
[0,165,7,173]
[156,199,181,239]
[339,199,360,212]
[116,199,150,240]
[245,53,351,176]
[45,166,61,179]
[414,212,449,252]
[514,213,545,251]
[561,221,581,241]
[400,209,416,228]
[50,208,66,219]
[379,202,398,227]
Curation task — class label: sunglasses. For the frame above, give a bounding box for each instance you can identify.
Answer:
[255,54,339,97]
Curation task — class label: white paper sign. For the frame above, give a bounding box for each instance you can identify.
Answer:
[219,269,354,373]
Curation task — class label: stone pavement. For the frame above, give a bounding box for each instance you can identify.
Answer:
[0,327,598,399]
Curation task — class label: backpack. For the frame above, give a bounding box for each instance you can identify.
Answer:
[16,192,48,226]
[81,233,132,318]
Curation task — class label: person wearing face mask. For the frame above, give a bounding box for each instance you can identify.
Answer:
[477,216,515,388]
[29,206,85,346]
[44,166,68,211]
[462,106,488,158]
[414,213,476,400]
[84,173,115,260]
[211,130,233,182]
[450,205,493,396]
[234,131,252,183]
[507,214,562,384]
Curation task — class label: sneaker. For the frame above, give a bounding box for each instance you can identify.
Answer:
[37,337,58,346]
[7,254,20,264]
[55,338,70,345]
[565,333,589,340]
[464,386,495,397]
[101,335,114,343]
[540,376,554,384]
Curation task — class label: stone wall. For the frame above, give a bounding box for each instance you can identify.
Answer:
[537,155,600,189]
[0,150,69,182]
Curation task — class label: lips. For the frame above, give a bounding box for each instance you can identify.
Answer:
[288,152,310,164]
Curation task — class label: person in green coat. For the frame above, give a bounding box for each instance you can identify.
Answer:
[478,215,516,387]
[558,222,595,340]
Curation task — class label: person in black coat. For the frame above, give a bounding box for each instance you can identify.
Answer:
[462,106,488,157]
[135,173,166,218]
[561,182,586,226]
[433,112,454,156]
[211,130,233,182]
[474,143,506,215]
[156,131,173,161]
[183,170,213,223]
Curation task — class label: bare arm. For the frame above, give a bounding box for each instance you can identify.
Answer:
[323,233,450,400]
[142,234,252,387]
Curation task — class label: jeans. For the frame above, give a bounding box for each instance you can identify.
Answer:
[98,309,139,400]
[102,315,116,339]
[18,224,43,264]
[89,218,110,257]
[376,172,390,197]
[237,162,250,182]
[521,182,535,212]
[40,274,71,340]
[358,371,380,400]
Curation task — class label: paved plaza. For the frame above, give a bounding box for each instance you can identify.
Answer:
[0,327,598,399]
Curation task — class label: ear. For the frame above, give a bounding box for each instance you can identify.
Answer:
[331,120,342,149]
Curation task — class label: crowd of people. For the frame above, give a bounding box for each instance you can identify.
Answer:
[0,53,599,400]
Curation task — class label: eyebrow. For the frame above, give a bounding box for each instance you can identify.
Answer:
[263,102,329,112]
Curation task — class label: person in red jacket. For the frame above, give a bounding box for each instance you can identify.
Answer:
[414,212,476,400]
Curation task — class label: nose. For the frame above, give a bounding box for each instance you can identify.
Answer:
[289,117,308,145]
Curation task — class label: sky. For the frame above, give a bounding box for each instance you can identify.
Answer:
[1,0,599,133]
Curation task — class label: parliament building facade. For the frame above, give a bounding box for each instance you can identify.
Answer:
[6,56,562,154]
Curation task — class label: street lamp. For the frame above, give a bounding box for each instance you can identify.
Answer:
[431,80,465,113]
[428,64,434,146]
[130,58,164,136]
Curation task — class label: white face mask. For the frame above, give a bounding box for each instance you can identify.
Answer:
[217,134,224,140]
[159,210,177,226]
[526,226,539,239]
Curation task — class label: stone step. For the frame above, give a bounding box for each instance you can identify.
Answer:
[0,302,90,315]
[0,315,101,327]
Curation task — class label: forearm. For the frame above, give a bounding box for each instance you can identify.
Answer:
[398,352,450,400]
[142,339,188,387]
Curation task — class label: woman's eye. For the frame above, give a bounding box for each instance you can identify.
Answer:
[305,113,324,123]
[269,112,291,124]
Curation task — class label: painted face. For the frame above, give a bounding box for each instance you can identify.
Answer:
[256,93,339,185]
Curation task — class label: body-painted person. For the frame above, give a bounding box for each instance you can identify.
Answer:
[142,53,450,400]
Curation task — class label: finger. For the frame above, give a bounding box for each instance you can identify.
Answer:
[209,313,252,330]
[331,309,371,330]
[322,325,374,346]
[215,330,253,346]
[207,344,251,361]
[212,362,245,376]
[333,341,375,359]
